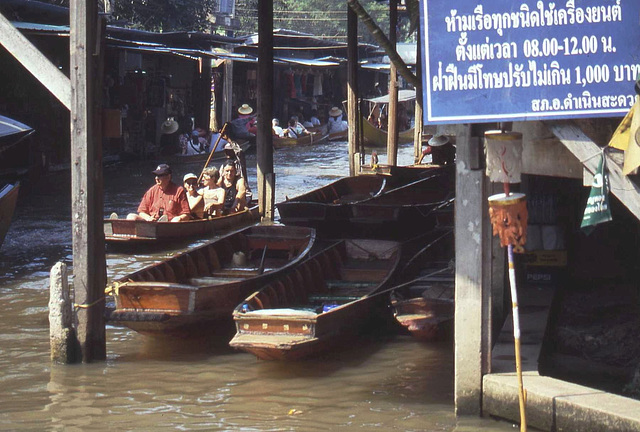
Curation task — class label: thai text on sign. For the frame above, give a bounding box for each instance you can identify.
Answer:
[421,0,640,124]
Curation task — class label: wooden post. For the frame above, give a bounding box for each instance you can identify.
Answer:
[257,0,275,221]
[413,20,423,163]
[386,0,399,167]
[223,60,234,125]
[49,262,79,363]
[347,5,359,176]
[70,0,106,362]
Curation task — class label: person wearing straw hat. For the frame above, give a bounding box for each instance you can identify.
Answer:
[237,104,257,135]
[159,118,180,156]
[126,163,190,222]
[418,134,456,166]
[327,106,348,134]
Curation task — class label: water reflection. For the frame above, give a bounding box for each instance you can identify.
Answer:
[0,142,517,430]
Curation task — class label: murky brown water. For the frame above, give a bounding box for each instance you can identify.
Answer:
[0,142,517,430]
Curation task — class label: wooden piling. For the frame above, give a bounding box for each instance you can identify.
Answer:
[49,262,79,364]
[386,0,399,167]
[347,6,359,176]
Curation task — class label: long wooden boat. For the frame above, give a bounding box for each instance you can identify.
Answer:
[229,238,401,360]
[104,205,260,246]
[0,183,19,249]
[276,166,454,239]
[361,116,414,148]
[273,131,329,149]
[107,225,316,337]
[308,124,347,142]
[163,140,251,164]
[391,228,454,341]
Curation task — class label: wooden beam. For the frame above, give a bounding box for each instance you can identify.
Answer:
[0,12,71,110]
[413,21,423,163]
[386,0,399,167]
[70,0,106,362]
[257,0,274,221]
[347,5,359,176]
[547,120,640,220]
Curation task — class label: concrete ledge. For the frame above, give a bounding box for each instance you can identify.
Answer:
[484,372,640,432]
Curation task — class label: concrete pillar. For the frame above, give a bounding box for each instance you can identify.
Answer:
[454,124,492,415]
[49,262,79,364]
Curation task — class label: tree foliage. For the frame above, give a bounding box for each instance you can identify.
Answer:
[112,0,217,32]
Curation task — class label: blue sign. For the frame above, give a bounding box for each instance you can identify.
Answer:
[421,1,640,124]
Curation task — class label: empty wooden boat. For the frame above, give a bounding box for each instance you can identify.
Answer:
[104,205,260,246]
[107,225,316,337]
[391,228,454,341]
[0,183,19,249]
[229,238,401,360]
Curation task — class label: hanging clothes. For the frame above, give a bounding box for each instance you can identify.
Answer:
[313,71,323,96]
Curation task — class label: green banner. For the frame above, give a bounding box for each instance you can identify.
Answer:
[581,153,612,234]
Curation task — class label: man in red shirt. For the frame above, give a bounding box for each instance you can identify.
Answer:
[126,164,191,222]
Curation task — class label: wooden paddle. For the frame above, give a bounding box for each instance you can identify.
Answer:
[198,122,229,184]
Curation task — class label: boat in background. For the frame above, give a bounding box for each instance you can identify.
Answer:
[273,131,329,149]
[104,205,260,247]
[164,140,251,164]
[107,225,316,337]
[0,183,20,250]
[361,89,416,148]
[308,124,347,142]
[229,238,401,360]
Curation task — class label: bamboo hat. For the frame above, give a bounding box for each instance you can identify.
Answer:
[428,135,449,147]
[160,119,179,134]
[329,106,342,117]
[238,104,253,115]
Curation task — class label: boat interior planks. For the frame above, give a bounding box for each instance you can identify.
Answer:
[106,225,316,337]
[229,238,402,360]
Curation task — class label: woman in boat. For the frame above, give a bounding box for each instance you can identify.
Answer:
[199,167,225,217]
[285,117,309,138]
[183,173,204,219]
[220,160,247,214]
[272,118,285,137]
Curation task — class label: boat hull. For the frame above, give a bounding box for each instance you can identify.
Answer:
[107,225,316,337]
[0,183,19,249]
[273,132,328,149]
[104,205,260,245]
[230,239,401,360]
[361,116,414,148]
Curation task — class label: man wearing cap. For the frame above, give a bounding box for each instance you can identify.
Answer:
[127,164,190,222]
[183,172,204,219]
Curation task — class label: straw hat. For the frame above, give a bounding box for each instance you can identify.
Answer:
[238,104,253,115]
[428,135,449,147]
[160,118,179,134]
[329,107,342,117]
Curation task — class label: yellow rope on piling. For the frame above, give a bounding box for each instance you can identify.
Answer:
[73,296,105,310]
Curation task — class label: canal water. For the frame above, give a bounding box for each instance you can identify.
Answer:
[0,141,517,431]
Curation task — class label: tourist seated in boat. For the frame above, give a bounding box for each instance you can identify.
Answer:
[183,173,204,219]
[308,109,321,127]
[327,106,348,133]
[367,103,381,126]
[199,167,225,217]
[220,160,247,214]
[418,135,456,166]
[126,164,190,222]
[272,118,285,137]
[285,117,309,138]
[180,129,210,155]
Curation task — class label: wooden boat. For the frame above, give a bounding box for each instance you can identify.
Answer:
[361,89,416,148]
[104,205,260,246]
[0,183,20,250]
[229,238,401,360]
[276,166,454,239]
[163,140,251,164]
[361,115,414,148]
[308,124,347,142]
[0,116,33,149]
[391,228,454,341]
[107,225,316,337]
[273,131,329,149]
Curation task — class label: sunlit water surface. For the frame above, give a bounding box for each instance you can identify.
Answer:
[0,142,516,431]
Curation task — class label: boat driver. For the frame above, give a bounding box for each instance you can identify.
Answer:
[126,164,191,222]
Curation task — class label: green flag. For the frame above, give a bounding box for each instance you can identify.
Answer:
[581,152,612,234]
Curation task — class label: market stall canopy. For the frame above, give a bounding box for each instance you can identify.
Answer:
[364,89,416,104]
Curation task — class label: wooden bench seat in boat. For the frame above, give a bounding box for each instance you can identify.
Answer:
[243,308,318,318]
